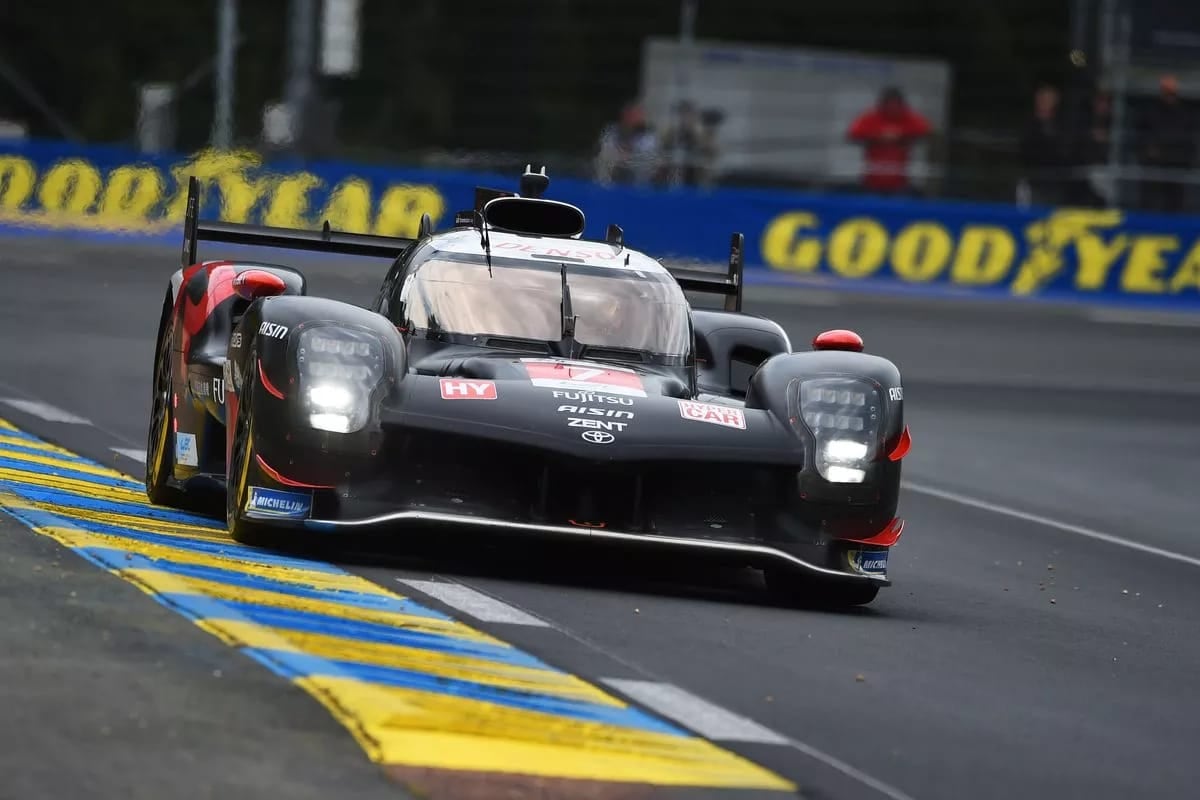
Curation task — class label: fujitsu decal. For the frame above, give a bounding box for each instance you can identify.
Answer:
[551,390,633,406]
[440,379,498,400]
[677,400,747,430]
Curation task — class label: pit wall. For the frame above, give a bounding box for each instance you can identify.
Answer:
[1,139,1198,310]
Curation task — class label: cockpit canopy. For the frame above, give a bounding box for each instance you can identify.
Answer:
[394,248,692,361]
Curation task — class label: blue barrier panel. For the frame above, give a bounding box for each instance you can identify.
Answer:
[1,139,1198,309]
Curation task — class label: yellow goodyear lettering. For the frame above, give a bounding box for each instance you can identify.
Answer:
[165,150,267,223]
[1073,232,1128,290]
[890,222,952,282]
[760,211,822,272]
[263,172,322,228]
[99,166,165,226]
[1012,209,1124,294]
[1168,240,1200,293]
[950,225,1016,285]
[373,184,445,238]
[38,159,102,216]
[827,217,888,278]
[1120,235,1179,293]
[320,178,373,233]
[0,156,36,211]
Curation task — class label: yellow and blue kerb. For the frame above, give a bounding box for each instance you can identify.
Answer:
[0,417,794,793]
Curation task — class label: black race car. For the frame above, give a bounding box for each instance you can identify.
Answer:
[146,168,910,606]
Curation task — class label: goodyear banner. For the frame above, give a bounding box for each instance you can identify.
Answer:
[1,139,1199,309]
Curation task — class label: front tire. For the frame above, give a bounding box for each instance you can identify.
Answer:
[226,378,285,549]
[145,294,187,508]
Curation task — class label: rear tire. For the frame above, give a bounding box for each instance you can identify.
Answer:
[145,294,188,508]
[764,569,880,608]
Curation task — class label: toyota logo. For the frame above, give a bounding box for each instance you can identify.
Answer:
[581,430,615,444]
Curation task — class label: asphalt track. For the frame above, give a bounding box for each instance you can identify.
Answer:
[1,233,1199,800]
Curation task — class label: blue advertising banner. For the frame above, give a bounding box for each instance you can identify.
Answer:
[1,138,1198,309]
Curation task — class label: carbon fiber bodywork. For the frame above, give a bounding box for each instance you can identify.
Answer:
[148,171,909,601]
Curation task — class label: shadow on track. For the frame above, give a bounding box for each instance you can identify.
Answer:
[309,527,896,618]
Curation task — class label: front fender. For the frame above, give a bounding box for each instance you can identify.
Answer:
[747,349,906,536]
[226,295,407,487]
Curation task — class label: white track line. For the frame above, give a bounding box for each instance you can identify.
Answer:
[110,447,146,463]
[0,398,92,425]
[602,679,789,744]
[903,480,1200,569]
[445,576,918,800]
[396,579,551,626]
[606,679,916,800]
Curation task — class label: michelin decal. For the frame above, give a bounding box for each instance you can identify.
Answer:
[245,486,312,519]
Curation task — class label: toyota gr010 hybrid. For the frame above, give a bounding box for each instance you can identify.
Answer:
[145,168,911,606]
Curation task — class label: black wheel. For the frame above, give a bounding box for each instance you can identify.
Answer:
[764,569,880,608]
[145,294,187,508]
[226,375,286,549]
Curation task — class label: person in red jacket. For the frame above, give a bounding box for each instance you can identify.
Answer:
[847,87,933,195]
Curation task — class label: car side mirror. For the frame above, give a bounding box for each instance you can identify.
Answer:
[234,270,288,301]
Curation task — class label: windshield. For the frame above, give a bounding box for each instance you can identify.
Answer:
[397,256,692,358]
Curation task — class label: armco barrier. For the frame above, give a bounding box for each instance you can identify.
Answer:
[1,139,1198,309]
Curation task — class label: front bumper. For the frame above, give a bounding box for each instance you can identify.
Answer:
[246,506,895,587]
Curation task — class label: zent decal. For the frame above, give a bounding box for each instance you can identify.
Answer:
[848,549,888,575]
[522,359,647,398]
[258,322,289,339]
[175,432,198,466]
[439,379,498,400]
[245,486,312,519]
[678,400,747,430]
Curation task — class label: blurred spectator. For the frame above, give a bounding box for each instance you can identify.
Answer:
[1019,84,1069,206]
[1137,75,1196,213]
[846,87,933,195]
[658,100,721,187]
[595,102,659,186]
[1077,89,1114,207]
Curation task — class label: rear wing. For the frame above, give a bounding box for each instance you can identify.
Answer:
[181,169,745,313]
[180,176,415,267]
[666,233,745,313]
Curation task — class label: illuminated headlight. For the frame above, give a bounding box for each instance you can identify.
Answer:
[297,327,385,433]
[796,378,882,483]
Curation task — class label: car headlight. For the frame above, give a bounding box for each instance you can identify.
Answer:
[296,327,386,433]
[795,377,882,483]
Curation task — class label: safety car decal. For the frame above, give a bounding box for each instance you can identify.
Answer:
[678,400,747,430]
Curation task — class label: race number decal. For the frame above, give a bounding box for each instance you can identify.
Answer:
[677,400,746,430]
[521,359,647,398]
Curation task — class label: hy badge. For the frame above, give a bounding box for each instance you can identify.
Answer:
[439,379,498,400]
